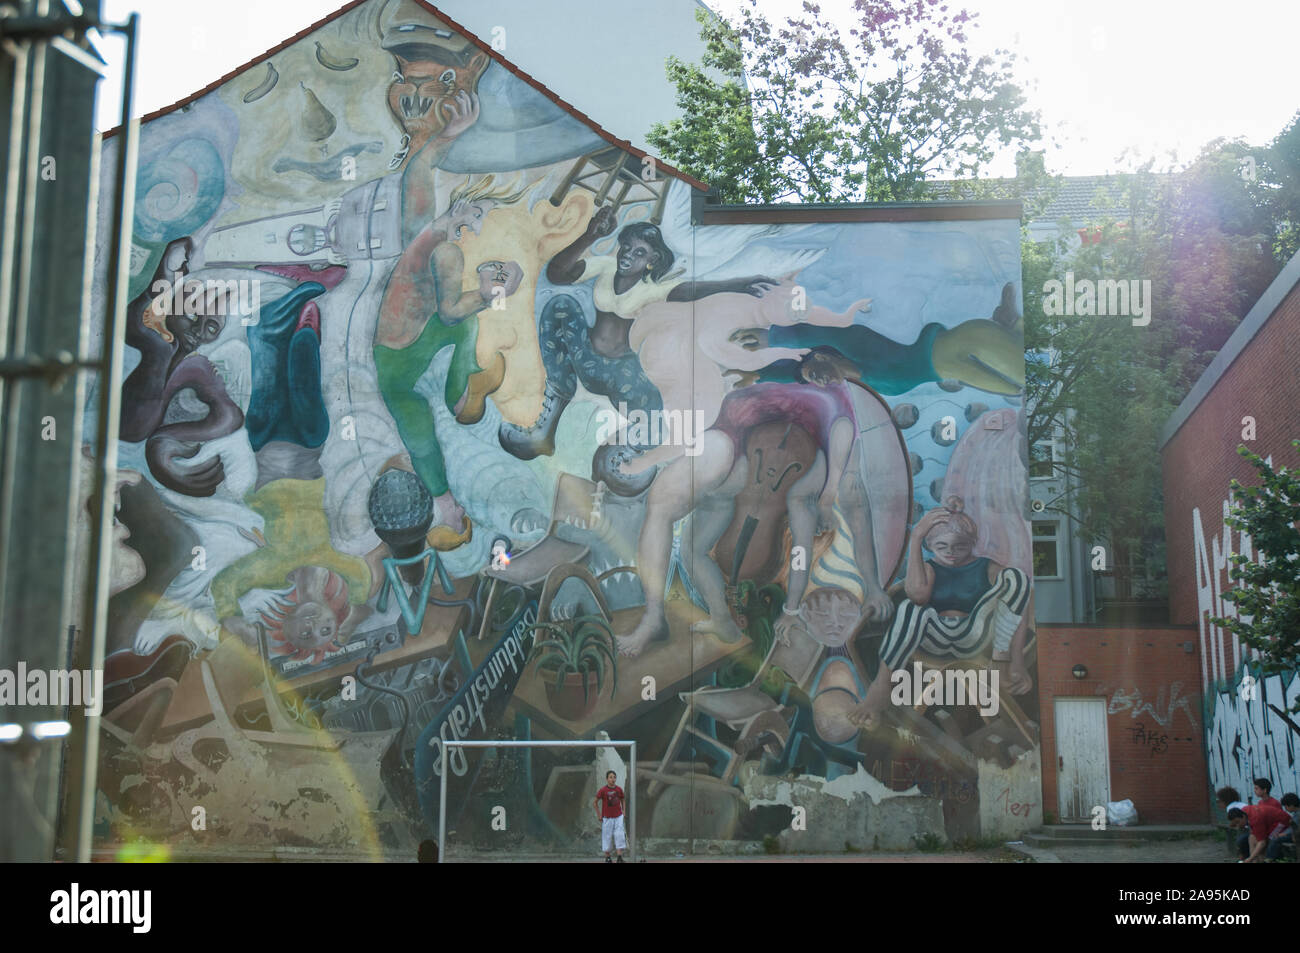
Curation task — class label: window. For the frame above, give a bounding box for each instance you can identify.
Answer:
[1029,440,1056,479]
[1033,521,1061,578]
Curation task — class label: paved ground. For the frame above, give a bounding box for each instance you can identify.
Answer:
[446,838,1234,863]
[1030,837,1232,864]
[97,837,1235,863]
[446,846,1030,862]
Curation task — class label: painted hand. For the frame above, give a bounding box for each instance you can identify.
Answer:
[741,275,779,297]
[862,586,893,623]
[438,89,480,141]
[477,259,524,304]
[1007,658,1033,695]
[589,205,616,238]
[773,608,807,647]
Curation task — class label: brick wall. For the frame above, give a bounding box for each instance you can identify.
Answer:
[1162,280,1300,638]
[1159,273,1300,808]
[1038,625,1208,824]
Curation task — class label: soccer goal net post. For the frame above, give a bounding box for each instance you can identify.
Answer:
[437,739,637,863]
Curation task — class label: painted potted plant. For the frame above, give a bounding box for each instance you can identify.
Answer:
[528,614,618,722]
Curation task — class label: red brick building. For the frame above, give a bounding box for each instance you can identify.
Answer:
[1160,250,1300,810]
[1037,625,1206,824]
[1035,250,1300,827]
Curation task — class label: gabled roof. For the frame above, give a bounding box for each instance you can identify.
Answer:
[101,0,706,191]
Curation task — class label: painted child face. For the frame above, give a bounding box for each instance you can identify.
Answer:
[926,528,974,567]
[804,588,860,645]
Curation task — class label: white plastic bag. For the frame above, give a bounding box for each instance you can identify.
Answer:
[1107,799,1139,827]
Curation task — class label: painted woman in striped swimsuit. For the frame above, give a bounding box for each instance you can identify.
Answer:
[847,496,1032,729]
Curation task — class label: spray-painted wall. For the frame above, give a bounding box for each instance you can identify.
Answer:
[85,0,1034,855]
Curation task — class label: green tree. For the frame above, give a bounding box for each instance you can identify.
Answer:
[647,0,1041,203]
[1256,110,1300,262]
[1212,443,1300,710]
[1019,142,1284,598]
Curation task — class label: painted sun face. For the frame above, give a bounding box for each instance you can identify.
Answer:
[282,600,338,652]
[926,529,974,567]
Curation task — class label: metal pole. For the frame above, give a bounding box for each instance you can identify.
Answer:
[63,11,137,863]
[629,741,637,863]
[441,740,638,747]
[437,743,448,865]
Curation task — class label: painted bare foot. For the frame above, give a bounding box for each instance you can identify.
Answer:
[690,615,743,643]
[432,492,466,529]
[427,492,472,551]
[846,699,883,731]
[616,615,668,657]
[847,675,892,729]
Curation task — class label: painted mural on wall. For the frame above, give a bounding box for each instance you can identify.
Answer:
[85,0,1037,854]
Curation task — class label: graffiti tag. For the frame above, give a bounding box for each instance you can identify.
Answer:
[1107,683,1196,729]
[995,786,1036,817]
[1130,722,1169,757]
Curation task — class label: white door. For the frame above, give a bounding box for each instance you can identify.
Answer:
[1055,698,1110,822]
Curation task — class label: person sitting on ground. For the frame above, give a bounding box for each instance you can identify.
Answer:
[1227,801,1292,863]
[1270,793,1298,861]
[1216,787,1249,859]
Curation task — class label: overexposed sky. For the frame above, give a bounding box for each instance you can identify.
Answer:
[92,0,1300,177]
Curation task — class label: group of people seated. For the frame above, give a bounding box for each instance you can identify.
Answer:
[1217,778,1299,862]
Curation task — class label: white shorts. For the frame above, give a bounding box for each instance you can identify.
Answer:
[601,815,627,852]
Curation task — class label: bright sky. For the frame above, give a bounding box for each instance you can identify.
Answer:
[93,0,1300,177]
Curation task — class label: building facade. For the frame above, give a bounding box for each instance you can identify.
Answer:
[82,0,1035,855]
[1161,249,1300,812]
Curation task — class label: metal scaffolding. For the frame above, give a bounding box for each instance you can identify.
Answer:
[0,0,137,863]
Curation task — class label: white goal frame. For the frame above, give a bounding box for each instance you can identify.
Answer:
[438,739,637,863]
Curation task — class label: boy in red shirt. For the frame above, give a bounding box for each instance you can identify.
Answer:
[1227,802,1291,863]
[1253,777,1281,809]
[594,770,626,863]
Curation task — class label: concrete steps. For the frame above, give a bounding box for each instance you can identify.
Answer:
[1024,824,1216,848]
